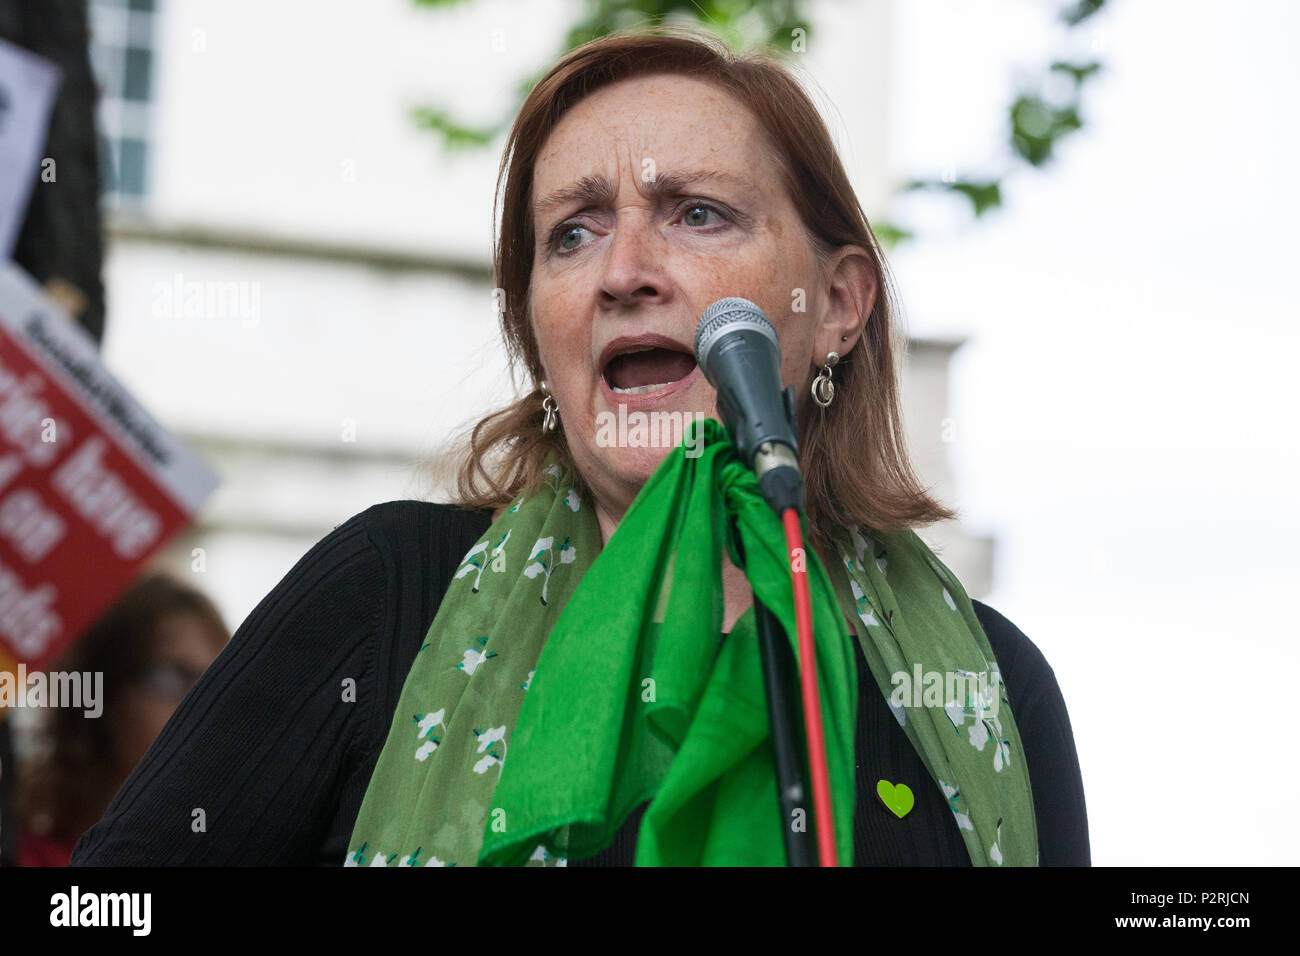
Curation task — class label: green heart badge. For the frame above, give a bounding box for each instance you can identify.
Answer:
[876,779,914,819]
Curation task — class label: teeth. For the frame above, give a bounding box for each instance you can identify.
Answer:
[611,381,675,395]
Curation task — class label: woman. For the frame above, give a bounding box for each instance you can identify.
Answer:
[71,26,1088,867]
[11,571,227,866]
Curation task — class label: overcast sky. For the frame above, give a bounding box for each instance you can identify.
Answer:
[885,0,1299,864]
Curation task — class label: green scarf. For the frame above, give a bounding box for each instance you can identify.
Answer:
[346,418,1036,866]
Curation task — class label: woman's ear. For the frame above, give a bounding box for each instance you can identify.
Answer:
[814,246,876,363]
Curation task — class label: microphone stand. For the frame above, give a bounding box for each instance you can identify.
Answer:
[755,587,817,866]
[725,405,819,867]
[728,520,814,866]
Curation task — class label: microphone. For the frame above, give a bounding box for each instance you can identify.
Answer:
[694,297,804,513]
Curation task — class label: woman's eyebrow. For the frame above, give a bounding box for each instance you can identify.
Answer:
[533,169,752,219]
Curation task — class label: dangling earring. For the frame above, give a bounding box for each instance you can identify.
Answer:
[811,352,839,408]
[540,381,558,432]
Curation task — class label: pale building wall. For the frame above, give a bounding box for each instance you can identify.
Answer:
[904,338,995,598]
[95,0,993,635]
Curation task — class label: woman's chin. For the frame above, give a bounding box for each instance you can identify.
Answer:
[614,444,677,486]
[582,444,679,502]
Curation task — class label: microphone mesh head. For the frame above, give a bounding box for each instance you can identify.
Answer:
[694,297,778,376]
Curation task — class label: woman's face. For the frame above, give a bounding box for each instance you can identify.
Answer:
[528,72,872,534]
[110,612,224,785]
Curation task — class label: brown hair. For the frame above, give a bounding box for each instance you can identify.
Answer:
[449,24,955,552]
[13,571,228,845]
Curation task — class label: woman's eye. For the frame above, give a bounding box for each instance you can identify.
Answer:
[556,224,589,251]
[682,203,726,227]
[135,663,200,699]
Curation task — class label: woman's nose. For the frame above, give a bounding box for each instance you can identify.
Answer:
[599,209,665,307]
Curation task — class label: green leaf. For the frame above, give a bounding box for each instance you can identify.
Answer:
[409,106,499,150]
[1050,59,1102,86]
[947,180,1003,217]
[1010,95,1082,166]
[895,177,1002,218]
[1060,0,1106,27]
[871,220,914,248]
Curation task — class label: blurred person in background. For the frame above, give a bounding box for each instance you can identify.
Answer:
[9,571,227,866]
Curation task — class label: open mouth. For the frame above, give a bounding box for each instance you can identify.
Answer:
[601,338,697,395]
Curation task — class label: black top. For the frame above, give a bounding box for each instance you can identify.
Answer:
[70,501,1089,867]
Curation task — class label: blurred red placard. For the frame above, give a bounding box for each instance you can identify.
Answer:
[0,262,218,671]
